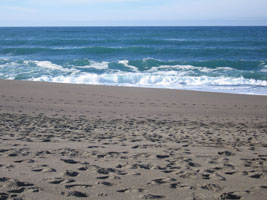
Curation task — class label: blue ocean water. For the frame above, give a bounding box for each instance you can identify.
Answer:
[0,26,267,95]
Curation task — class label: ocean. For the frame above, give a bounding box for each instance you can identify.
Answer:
[0,26,267,95]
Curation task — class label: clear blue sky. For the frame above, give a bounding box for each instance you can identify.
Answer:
[0,0,266,26]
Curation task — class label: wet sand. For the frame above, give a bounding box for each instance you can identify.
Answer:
[0,79,267,200]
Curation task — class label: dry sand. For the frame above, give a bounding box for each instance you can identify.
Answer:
[0,79,267,200]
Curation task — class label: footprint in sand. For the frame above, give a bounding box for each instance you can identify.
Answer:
[77,166,88,171]
[219,192,241,199]
[96,181,113,187]
[140,194,165,199]
[31,165,56,173]
[47,177,65,184]
[64,183,92,189]
[117,188,131,193]
[0,177,40,198]
[61,159,79,164]
[96,176,109,180]
[156,154,170,159]
[66,191,88,198]
[117,188,145,193]
[201,183,222,192]
[62,170,80,177]
[170,182,181,189]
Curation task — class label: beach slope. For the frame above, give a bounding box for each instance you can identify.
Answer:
[0,79,267,200]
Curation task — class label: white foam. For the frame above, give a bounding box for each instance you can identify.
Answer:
[33,61,64,71]
[76,61,109,70]
[2,59,266,95]
[147,65,233,73]
[24,60,75,73]
[260,65,267,73]
[31,71,267,95]
[0,61,19,69]
[118,60,139,72]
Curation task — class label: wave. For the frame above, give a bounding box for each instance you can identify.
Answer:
[260,65,267,73]
[75,61,109,70]
[31,71,267,86]
[118,60,139,72]
[1,58,267,76]
[68,58,267,72]
[2,46,267,58]
[0,47,67,55]
[26,61,73,72]
[147,65,233,74]
[1,58,266,72]
[1,39,266,51]
[1,58,267,94]
[30,72,267,95]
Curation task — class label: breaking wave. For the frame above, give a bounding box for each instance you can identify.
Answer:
[1,58,267,95]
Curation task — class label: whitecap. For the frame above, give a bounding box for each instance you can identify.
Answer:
[147,64,233,73]
[31,71,267,93]
[118,60,139,72]
[260,65,267,73]
[24,60,74,73]
[76,61,109,70]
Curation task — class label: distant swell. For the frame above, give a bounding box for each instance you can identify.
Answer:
[1,47,267,58]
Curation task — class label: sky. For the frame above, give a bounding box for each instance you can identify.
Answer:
[0,0,267,26]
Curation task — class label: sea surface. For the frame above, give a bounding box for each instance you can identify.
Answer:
[0,27,267,95]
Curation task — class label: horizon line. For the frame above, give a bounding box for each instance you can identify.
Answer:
[0,25,267,28]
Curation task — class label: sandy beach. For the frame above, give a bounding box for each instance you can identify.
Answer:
[0,79,266,200]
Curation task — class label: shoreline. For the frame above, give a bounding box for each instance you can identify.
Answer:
[0,79,267,199]
[1,79,267,120]
[2,78,267,97]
